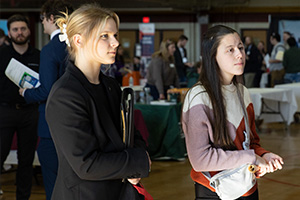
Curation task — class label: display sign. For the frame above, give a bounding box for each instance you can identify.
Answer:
[0,20,8,35]
[139,23,155,57]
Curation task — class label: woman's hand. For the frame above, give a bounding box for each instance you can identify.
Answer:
[262,152,284,173]
[254,154,268,177]
[159,94,165,100]
[127,151,151,185]
[19,88,26,97]
[127,178,141,185]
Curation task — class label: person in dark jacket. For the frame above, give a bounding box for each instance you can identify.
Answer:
[283,37,300,83]
[19,1,73,199]
[45,4,150,200]
[243,36,262,88]
[0,14,40,200]
[174,35,193,86]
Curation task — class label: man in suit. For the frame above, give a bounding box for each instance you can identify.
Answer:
[19,1,73,199]
[0,14,40,200]
[174,35,193,87]
[243,36,262,88]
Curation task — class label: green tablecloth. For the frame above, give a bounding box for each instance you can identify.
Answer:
[134,103,186,160]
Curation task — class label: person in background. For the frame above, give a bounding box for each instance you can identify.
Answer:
[257,40,266,64]
[174,34,193,87]
[268,32,285,87]
[182,25,283,200]
[255,40,267,87]
[257,41,266,56]
[0,28,10,48]
[100,46,126,84]
[100,63,117,78]
[45,4,150,200]
[146,39,179,100]
[283,31,292,50]
[0,14,40,200]
[283,37,300,83]
[19,1,73,199]
[133,56,141,71]
[113,44,127,85]
[132,56,147,79]
[186,60,201,88]
[243,36,262,88]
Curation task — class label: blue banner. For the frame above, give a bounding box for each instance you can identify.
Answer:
[139,23,155,57]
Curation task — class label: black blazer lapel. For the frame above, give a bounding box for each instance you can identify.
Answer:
[68,63,124,150]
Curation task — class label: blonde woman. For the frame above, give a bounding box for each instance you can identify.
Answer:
[45,4,150,200]
[145,39,179,100]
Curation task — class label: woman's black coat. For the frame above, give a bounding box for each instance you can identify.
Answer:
[46,62,149,200]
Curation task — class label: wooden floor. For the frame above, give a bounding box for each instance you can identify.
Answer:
[1,122,300,200]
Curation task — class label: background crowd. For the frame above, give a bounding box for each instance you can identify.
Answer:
[243,31,300,88]
[0,0,296,199]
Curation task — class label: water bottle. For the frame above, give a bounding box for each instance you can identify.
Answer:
[139,91,145,104]
[129,76,133,86]
[144,87,152,104]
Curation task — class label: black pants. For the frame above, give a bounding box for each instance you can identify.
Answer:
[145,83,170,100]
[0,104,38,200]
[195,182,259,200]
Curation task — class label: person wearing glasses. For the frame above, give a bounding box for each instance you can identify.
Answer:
[19,1,73,199]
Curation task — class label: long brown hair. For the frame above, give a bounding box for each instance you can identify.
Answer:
[152,39,175,63]
[197,25,243,150]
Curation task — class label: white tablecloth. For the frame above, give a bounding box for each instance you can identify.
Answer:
[121,85,144,91]
[260,72,269,88]
[275,82,300,112]
[248,88,298,125]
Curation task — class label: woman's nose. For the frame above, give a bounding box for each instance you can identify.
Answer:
[111,37,119,48]
[235,48,243,59]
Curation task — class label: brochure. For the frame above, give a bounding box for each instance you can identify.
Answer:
[5,58,40,88]
[264,54,270,69]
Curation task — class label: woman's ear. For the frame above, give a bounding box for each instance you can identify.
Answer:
[73,34,82,48]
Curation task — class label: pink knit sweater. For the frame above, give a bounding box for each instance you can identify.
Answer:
[182,83,268,196]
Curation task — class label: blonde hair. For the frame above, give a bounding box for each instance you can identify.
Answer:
[152,39,175,62]
[56,3,120,61]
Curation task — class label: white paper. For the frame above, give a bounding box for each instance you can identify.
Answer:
[275,51,284,61]
[264,54,270,69]
[5,58,40,88]
[150,100,176,105]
